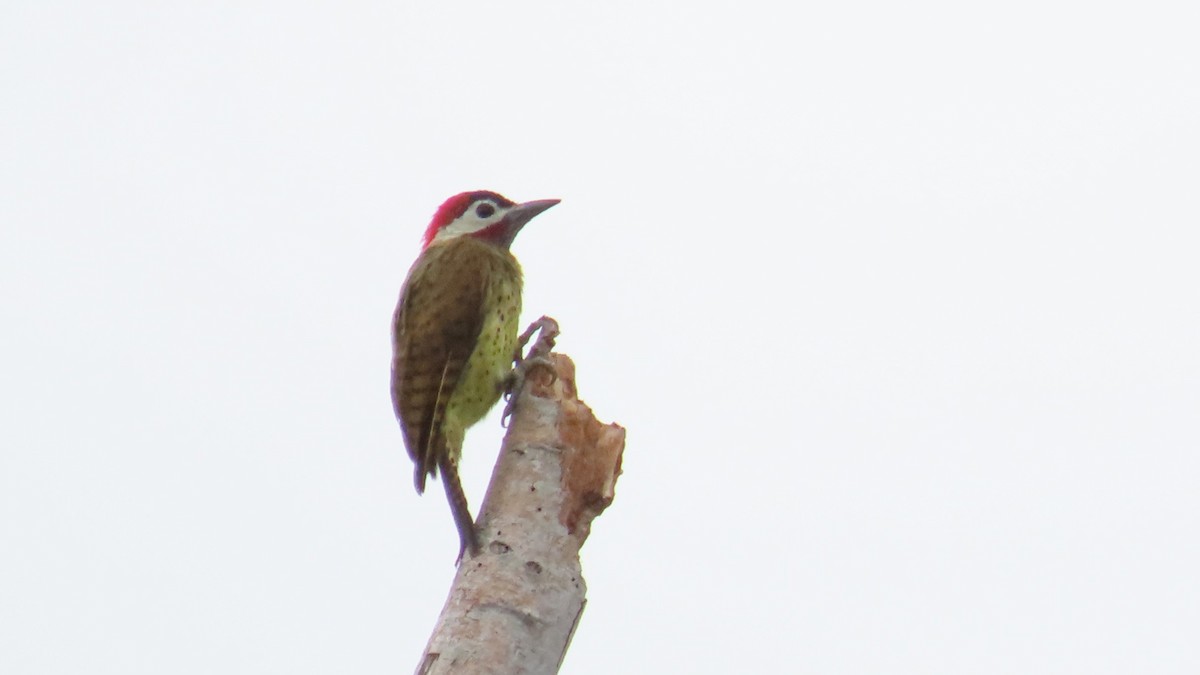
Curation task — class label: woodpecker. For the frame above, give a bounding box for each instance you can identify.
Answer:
[391,190,559,561]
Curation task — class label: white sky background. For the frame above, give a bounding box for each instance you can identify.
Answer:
[2,1,1197,673]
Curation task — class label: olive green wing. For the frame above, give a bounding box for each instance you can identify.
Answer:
[391,244,488,493]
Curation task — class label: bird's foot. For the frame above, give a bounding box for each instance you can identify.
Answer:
[514,315,560,363]
[501,316,560,427]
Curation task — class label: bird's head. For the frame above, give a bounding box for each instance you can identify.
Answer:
[422,191,560,250]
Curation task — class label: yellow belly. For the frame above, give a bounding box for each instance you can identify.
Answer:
[441,260,522,459]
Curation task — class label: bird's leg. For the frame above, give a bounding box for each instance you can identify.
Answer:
[438,455,479,564]
[501,316,560,427]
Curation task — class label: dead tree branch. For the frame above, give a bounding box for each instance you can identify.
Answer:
[416,339,625,675]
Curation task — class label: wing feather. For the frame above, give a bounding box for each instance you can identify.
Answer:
[391,240,490,493]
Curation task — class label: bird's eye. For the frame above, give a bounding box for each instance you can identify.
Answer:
[475,203,496,218]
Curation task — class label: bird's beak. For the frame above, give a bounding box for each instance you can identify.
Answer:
[505,199,560,232]
[494,198,559,248]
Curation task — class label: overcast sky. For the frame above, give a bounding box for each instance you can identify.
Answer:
[2,2,1198,673]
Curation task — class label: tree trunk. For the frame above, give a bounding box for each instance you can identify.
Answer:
[416,352,625,675]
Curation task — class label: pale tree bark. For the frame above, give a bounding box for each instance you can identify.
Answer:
[415,330,626,675]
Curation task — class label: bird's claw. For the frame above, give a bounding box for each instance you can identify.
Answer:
[514,316,560,363]
[501,316,561,427]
